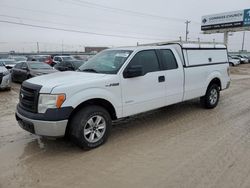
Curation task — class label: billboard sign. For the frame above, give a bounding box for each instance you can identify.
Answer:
[201,9,250,31]
[244,9,250,26]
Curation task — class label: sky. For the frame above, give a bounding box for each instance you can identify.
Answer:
[0,0,249,52]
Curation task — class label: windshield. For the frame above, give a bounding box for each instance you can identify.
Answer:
[78,50,132,74]
[29,63,52,69]
[0,59,16,65]
[63,56,74,61]
[11,56,27,61]
[231,56,239,59]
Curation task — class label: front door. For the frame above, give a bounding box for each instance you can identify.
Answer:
[121,50,167,117]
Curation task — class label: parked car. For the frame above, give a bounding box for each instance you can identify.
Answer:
[8,55,27,62]
[0,59,17,69]
[228,56,240,66]
[241,55,250,63]
[11,61,57,83]
[27,55,54,66]
[53,56,75,64]
[16,42,230,149]
[234,55,249,64]
[0,61,11,90]
[54,60,85,71]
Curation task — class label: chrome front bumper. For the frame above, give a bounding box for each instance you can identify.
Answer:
[16,111,68,137]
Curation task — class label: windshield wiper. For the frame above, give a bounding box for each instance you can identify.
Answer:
[81,68,98,73]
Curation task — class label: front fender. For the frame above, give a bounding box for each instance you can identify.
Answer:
[62,87,122,118]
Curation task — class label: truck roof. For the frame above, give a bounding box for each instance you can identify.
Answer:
[113,41,226,51]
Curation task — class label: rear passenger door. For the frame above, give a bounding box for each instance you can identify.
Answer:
[158,49,184,105]
[121,50,167,117]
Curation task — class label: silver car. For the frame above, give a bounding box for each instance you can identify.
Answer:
[0,62,11,90]
[228,57,240,66]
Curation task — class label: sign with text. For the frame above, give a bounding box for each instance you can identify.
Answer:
[201,9,250,31]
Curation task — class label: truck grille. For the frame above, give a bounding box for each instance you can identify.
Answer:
[19,82,42,113]
[0,73,3,85]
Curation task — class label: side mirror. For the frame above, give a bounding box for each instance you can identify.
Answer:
[123,65,143,78]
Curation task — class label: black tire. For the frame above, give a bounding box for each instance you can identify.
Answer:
[69,105,111,149]
[229,62,234,66]
[200,84,220,109]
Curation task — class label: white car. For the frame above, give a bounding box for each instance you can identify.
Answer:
[231,55,248,64]
[228,57,240,66]
[0,59,17,69]
[16,42,230,149]
[8,55,27,62]
[0,62,11,90]
[53,56,75,64]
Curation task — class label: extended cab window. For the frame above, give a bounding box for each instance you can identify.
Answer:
[127,50,160,75]
[160,49,178,70]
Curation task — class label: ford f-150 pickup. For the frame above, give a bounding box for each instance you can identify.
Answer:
[16,42,231,149]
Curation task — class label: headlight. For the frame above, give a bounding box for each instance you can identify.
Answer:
[38,94,66,113]
[3,71,9,76]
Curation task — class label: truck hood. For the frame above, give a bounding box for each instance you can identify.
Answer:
[27,71,107,93]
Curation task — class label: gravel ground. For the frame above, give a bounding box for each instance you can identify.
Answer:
[1,64,250,188]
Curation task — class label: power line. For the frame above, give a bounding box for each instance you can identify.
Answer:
[61,0,187,23]
[63,0,201,25]
[0,1,200,25]
[0,14,181,39]
[0,19,171,41]
[0,3,199,33]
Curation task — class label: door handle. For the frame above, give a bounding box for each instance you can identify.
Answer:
[158,76,165,82]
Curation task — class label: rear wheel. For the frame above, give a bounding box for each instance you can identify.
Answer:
[69,105,111,149]
[200,84,220,109]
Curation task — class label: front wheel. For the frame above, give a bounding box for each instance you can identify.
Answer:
[200,84,220,109]
[69,105,111,149]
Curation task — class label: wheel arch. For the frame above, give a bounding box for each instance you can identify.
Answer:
[207,77,222,91]
[65,98,117,136]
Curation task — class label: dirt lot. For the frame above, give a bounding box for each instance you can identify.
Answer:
[1,64,250,188]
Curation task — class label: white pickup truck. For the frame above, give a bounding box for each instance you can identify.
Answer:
[16,42,230,149]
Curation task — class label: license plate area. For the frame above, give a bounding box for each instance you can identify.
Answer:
[18,118,35,134]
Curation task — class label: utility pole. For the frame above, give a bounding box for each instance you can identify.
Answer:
[36,42,39,54]
[185,20,191,42]
[241,31,245,52]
